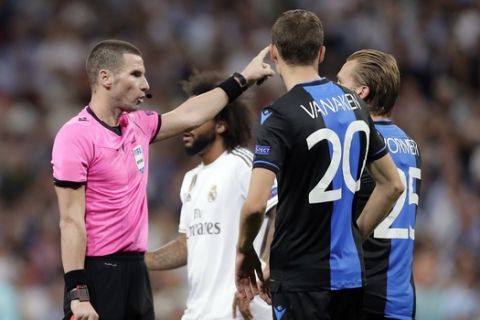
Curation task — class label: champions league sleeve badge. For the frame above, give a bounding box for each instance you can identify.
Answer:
[133,145,145,173]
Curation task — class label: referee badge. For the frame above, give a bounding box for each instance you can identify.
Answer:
[132,145,145,173]
[208,185,217,202]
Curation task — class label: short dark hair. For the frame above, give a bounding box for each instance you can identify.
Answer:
[347,49,400,116]
[181,71,253,151]
[272,9,324,65]
[85,39,142,86]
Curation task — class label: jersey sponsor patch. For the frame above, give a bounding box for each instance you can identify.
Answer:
[133,145,145,173]
[255,145,271,155]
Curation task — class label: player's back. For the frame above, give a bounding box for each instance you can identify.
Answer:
[253,78,387,291]
[355,121,421,319]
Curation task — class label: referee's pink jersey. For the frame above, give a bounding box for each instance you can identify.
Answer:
[52,106,161,256]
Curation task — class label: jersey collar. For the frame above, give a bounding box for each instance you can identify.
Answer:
[86,106,122,136]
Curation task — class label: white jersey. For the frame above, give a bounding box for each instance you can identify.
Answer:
[179,148,277,320]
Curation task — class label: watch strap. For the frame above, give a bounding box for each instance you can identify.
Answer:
[232,72,248,88]
[67,285,90,302]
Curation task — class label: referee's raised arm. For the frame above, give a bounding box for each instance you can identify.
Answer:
[152,46,274,142]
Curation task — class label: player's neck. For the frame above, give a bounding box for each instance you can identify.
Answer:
[89,93,122,126]
[199,138,226,165]
[280,64,321,91]
[371,114,390,122]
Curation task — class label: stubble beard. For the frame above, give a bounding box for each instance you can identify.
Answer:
[184,128,216,156]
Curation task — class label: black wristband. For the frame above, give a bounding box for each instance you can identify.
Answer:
[64,269,87,292]
[217,75,248,103]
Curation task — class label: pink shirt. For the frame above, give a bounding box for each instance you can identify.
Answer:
[52,106,161,256]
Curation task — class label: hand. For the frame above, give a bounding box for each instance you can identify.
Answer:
[240,46,275,85]
[235,246,263,301]
[70,300,99,320]
[232,292,253,320]
[259,263,272,305]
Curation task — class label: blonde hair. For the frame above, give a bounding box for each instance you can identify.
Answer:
[347,49,400,116]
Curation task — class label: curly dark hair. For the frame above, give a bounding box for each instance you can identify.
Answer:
[181,70,253,151]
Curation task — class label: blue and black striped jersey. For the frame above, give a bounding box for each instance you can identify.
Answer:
[355,120,421,319]
[253,78,388,290]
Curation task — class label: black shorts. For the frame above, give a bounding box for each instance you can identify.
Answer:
[63,252,154,320]
[271,286,363,320]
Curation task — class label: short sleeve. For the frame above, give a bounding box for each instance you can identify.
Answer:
[367,116,388,161]
[51,124,92,184]
[253,107,292,173]
[237,162,252,200]
[178,206,187,234]
[129,110,161,144]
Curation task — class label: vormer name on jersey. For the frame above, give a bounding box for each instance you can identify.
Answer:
[384,137,419,155]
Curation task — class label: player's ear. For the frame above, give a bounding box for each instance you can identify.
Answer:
[99,69,113,89]
[318,46,326,64]
[270,44,278,62]
[356,85,370,100]
[215,121,227,134]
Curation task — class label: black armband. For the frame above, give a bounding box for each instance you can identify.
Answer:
[64,269,87,292]
[217,73,248,103]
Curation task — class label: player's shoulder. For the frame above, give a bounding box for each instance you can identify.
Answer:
[55,108,94,139]
[127,109,158,123]
[64,107,93,127]
[228,147,253,169]
[378,121,416,141]
[184,162,203,178]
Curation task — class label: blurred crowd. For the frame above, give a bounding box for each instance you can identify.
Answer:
[0,0,479,319]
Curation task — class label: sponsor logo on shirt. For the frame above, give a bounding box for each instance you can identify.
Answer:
[255,145,271,156]
[144,111,155,116]
[133,145,145,173]
[188,222,221,237]
[189,209,221,236]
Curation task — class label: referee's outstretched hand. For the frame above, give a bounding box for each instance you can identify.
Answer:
[239,46,275,86]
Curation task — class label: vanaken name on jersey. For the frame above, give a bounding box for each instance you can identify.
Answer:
[300,93,362,119]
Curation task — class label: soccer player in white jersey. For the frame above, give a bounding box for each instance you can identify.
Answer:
[146,71,277,320]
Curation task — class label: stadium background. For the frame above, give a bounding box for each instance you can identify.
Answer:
[0,0,479,319]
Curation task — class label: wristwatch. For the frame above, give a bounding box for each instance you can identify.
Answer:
[67,285,90,302]
[233,72,248,88]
